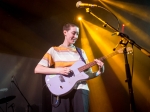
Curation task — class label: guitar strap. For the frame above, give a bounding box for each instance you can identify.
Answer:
[76,47,86,64]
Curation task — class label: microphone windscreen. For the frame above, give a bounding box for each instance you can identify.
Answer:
[76,1,82,8]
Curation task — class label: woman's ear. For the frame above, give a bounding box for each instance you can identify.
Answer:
[63,30,67,36]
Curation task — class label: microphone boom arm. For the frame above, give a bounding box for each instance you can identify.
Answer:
[85,8,150,57]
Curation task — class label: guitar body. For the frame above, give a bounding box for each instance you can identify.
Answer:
[45,60,89,96]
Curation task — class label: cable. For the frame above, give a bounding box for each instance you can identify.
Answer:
[97,5,120,30]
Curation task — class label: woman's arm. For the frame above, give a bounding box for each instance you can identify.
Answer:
[34,64,70,75]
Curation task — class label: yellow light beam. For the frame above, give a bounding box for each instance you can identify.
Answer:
[81,20,117,112]
[82,20,130,92]
[79,21,94,64]
[101,0,150,24]
[99,0,150,50]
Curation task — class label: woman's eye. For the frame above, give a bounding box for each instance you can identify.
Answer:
[72,32,78,35]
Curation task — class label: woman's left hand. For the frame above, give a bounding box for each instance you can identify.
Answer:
[94,59,104,74]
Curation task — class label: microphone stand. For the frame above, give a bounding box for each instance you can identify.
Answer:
[11,78,32,112]
[85,8,150,112]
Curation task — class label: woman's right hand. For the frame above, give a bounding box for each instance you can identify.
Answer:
[56,67,71,75]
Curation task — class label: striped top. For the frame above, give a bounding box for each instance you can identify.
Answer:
[38,45,92,90]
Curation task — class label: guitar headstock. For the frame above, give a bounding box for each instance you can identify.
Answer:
[117,47,133,54]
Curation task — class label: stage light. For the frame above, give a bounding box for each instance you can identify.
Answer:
[78,17,82,21]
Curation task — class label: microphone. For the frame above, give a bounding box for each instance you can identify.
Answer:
[76,1,98,8]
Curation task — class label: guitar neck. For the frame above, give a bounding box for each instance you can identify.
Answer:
[78,51,119,72]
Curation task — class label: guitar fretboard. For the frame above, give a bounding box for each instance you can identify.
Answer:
[78,50,119,72]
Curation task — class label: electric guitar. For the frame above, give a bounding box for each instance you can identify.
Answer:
[45,47,133,96]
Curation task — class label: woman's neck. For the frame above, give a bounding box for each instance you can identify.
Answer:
[61,42,73,47]
[61,43,74,48]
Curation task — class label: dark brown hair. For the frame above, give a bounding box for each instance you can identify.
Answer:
[63,23,79,31]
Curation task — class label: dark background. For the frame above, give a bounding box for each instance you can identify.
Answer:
[0,0,150,112]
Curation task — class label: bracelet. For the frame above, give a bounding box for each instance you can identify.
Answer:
[96,71,101,76]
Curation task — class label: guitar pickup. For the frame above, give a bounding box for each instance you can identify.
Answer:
[59,75,65,82]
